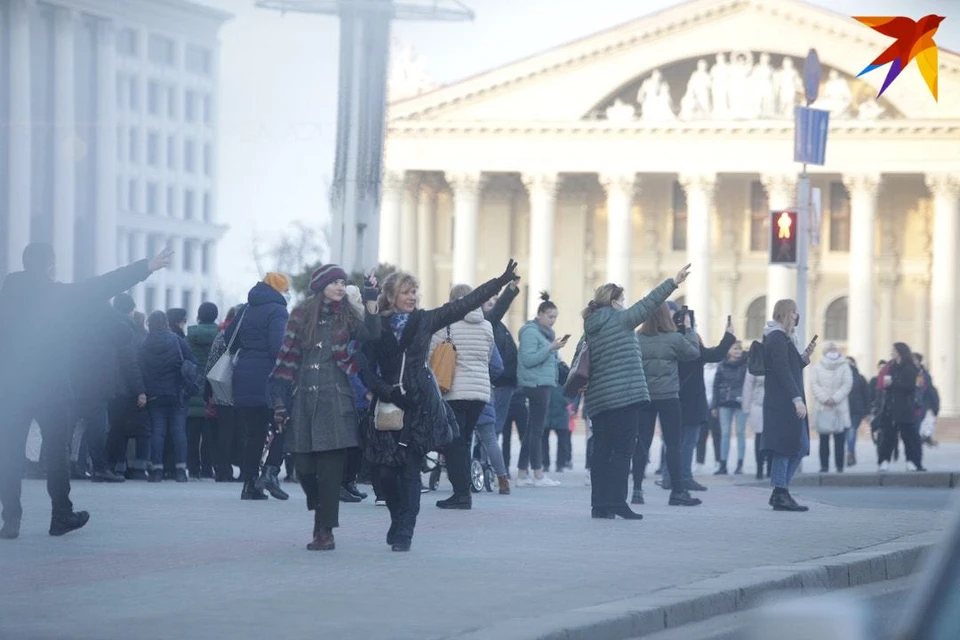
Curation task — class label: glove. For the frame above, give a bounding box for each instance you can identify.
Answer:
[362,285,379,302]
[389,388,412,411]
[497,259,519,287]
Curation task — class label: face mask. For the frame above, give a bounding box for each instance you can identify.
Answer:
[827,351,841,360]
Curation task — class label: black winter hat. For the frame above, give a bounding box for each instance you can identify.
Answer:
[198,301,219,324]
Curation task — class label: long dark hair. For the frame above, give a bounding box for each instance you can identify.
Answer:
[297,292,360,347]
[893,342,914,367]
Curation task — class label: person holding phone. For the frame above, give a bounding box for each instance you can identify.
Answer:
[515,292,565,487]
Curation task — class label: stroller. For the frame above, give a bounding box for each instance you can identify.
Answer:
[426,430,495,493]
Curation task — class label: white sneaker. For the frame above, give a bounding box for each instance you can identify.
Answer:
[532,475,560,487]
[878,462,889,473]
[516,475,533,487]
[693,463,704,475]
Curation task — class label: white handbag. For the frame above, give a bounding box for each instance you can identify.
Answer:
[206,308,247,405]
[374,353,406,432]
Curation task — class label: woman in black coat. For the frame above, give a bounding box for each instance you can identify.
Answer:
[761,299,816,512]
[876,342,924,470]
[363,260,517,552]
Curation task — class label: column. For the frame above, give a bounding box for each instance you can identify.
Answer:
[600,173,635,300]
[95,19,118,273]
[926,174,960,416]
[911,274,931,363]
[448,172,484,285]
[53,8,77,282]
[398,174,420,272]
[378,171,404,267]
[679,173,717,334]
[522,173,559,319]
[843,173,881,369]
[417,183,436,304]
[761,174,797,318]
[130,231,147,311]
[7,0,32,274]
[877,272,899,361]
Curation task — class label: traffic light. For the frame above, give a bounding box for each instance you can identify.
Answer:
[770,209,798,265]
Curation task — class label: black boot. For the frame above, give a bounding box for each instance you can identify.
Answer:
[49,511,90,536]
[770,488,809,512]
[631,488,644,505]
[339,487,362,503]
[0,519,20,540]
[241,478,268,500]
[436,493,472,510]
[734,459,744,475]
[256,466,289,500]
[344,481,367,501]
[714,461,728,475]
[610,505,644,520]
[591,507,615,519]
[669,490,702,506]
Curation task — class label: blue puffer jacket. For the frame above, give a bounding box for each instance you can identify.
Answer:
[139,330,196,406]
[517,321,559,388]
[224,282,289,407]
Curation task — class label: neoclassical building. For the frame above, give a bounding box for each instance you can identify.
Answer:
[380,0,960,415]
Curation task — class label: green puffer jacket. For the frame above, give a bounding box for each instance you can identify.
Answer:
[186,322,219,418]
[517,320,559,388]
[581,279,678,418]
[637,328,701,400]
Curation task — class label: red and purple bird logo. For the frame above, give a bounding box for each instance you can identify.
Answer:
[854,14,945,101]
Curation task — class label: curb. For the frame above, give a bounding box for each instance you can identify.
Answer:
[738,472,960,488]
[452,532,941,640]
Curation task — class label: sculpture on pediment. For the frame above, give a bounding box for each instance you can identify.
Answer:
[726,52,754,119]
[812,70,853,117]
[749,53,777,119]
[605,98,636,122]
[680,59,712,120]
[774,57,802,118]
[709,53,730,118]
[637,69,676,121]
[388,40,434,100]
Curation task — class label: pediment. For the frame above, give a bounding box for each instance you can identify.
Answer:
[389,0,960,124]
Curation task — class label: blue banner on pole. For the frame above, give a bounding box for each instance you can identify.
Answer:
[794,105,829,165]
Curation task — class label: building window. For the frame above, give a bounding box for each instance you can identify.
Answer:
[166,186,175,216]
[750,181,770,253]
[745,296,767,341]
[185,44,212,75]
[146,183,158,216]
[184,189,195,220]
[117,28,138,57]
[183,240,194,272]
[148,34,175,67]
[203,95,212,124]
[129,77,139,111]
[829,182,851,252]
[147,131,160,166]
[824,296,849,342]
[166,135,177,169]
[201,243,210,274]
[116,126,124,160]
[182,290,193,314]
[671,180,687,251]
[184,90,196,123]
[184,140,195,173]
[167,86,177,119]
[165,288,173,310]
[203,143,212,176]
[117,178,124,211]
[145,286,157,313]
[128,130,139,163]
[148,81,161,116]
[128,179,138,212]
[116,76,126,109]
[202,192,211,222]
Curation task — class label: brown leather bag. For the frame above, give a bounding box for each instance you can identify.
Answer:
[430,326,457,394]
[563,340,590,397]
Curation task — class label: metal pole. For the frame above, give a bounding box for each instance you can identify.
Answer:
[796,166,810,347]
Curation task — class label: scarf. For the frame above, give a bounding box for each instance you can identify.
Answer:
[390,313,411,344]
[534,320,556,343]
[324,300,358,376]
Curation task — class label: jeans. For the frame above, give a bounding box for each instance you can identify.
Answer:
[501,391,529,469]
[493,386,516,436]
[446,400,486,496]
[518,386,550,472]
[74,398,111,472]
[148,404,188,470]
[770,426,809,489]
[296,449,349,529]
[542,428,572,471]
[662,423,702,487]
[377,448,424,544]
[187,416,217,477]
[0,399,74,523]
[818,432,846,471]
[697,413,722,464]
[847,415,865,453]
[718,407,747,463]
[107,395,150,471]
[475,420,508,477]
[590,402,641,509]
[635,398,683,491]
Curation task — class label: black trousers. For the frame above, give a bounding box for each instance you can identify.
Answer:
[445,400,485,496]
[237,406,284,480]
[342,448,362,485]
[296,449,349,529]
[501,392,529,469]
[107,395,149,469]
[878,422,922,466]
[754,433,771,476]
[518,387,550,471]
[377,449,423,544]
[187,416,217,477]
[635,398,683,491]
[542,428,572,470]
[696,413,722,465]
[818,432,846,471]
[590,402,641,509]
[213,405,238,479]
[0,399,74,524]
[74,397,111,473]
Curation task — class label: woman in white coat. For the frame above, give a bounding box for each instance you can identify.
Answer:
[741,371,768,480]
[810,341,853,473]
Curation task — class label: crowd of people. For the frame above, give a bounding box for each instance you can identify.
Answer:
[0,243,943,548]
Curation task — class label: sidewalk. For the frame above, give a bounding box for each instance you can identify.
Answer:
[0,454,954,640]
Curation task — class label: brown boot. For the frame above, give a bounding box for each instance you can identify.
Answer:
[497,475,511,495]
[306,511,335,551]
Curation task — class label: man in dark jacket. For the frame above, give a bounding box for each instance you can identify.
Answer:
[845,357,872,467]
[482,278,520,440]
[0,243,172,540]
[186,302,220,479]
[674,313,736,492]
[107,294,149,479]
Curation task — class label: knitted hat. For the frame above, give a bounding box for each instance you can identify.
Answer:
[198,301,219,324]
[310,264,348,293]
[263,272,290,294]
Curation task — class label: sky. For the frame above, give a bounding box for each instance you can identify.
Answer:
[195,0,960,303]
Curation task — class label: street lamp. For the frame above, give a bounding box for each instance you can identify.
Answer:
[255,0,475,273]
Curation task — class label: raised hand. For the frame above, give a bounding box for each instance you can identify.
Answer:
[499,259,519,285]
[675,263,692,285]
[148,246,174,272]
[725,315,734,336]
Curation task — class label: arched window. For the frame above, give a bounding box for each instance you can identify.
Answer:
[824,297,848,342]
[745,296,766,341]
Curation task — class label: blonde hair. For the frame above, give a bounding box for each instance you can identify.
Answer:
[639,303,677,336]
[378,271,420,314]
[449,283,472,302]
[772,299,798,334]
[582,283,624,319]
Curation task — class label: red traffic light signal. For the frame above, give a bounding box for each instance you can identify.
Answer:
[770,209,798,265]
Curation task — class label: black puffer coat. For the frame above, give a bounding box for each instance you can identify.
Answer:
[363,275,507,467]
[678,331,737,426]
[883,360,918,425]
[713,355,749,409]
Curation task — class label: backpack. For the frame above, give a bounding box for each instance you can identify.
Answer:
[430,326,457,394]
[177,339,202,398]
[747,341,765,376]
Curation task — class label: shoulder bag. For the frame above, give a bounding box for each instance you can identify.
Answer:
[563,339,590,398]
[375,352,407,431]
[206,308,247,405]
[430,326,457,394]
